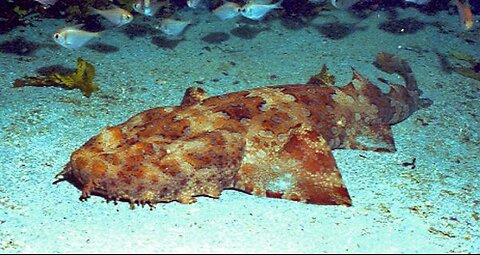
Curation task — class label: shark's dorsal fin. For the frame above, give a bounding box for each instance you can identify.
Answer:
[181,87,208,106]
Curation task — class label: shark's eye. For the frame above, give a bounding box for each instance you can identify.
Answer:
[54,33,60,39]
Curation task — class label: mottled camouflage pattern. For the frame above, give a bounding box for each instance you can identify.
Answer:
[56,69,425,207]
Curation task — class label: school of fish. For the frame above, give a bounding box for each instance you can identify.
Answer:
[49,0,476,50]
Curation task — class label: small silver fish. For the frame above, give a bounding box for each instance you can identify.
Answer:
[240,0,283,21]
[249,0,273,4]
[213,2,241,21]
[187,0,202,8]
[330,0,361,9]
[34,0,59,8]
[404,0,431,5]
[52,25,100,50]
[91,6,133,27]
[156,18,191,36]
[132,0,162,17]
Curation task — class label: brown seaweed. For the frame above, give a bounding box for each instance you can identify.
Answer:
[449,50,477,65]
[434,50,454,74]
[453,66,480,81]
[14,58,98,97]
[447,50,480,81]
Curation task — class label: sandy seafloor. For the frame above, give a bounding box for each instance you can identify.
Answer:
[0,5,479,253]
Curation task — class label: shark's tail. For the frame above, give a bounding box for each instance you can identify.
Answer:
[373,52,433,125]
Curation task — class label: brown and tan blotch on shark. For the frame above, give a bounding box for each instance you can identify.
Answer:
[55,53,432,207]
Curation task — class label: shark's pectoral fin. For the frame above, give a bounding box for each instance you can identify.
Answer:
[342,123,396,152]
[233,125,352,206]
